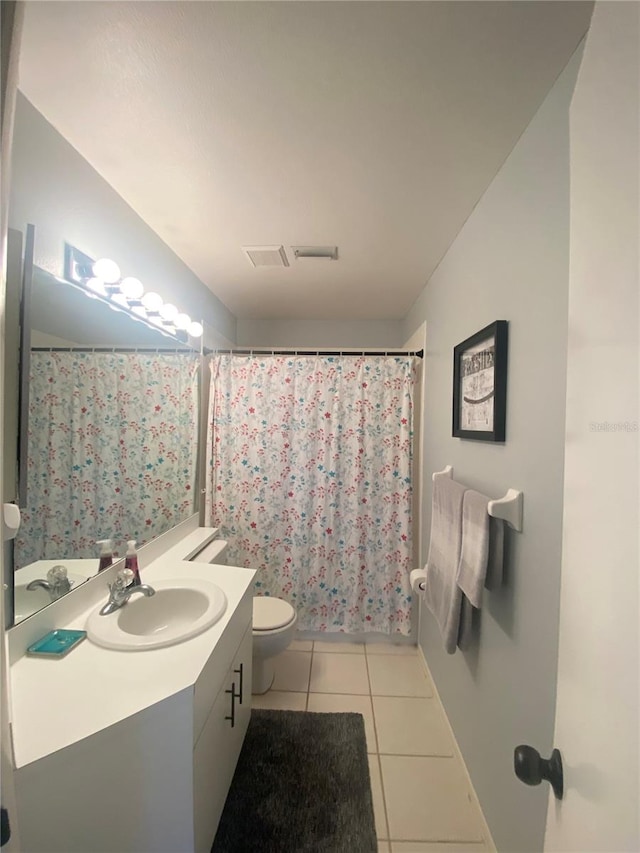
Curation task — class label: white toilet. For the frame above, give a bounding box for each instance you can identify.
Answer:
[193,538,298,695]
[251,595,297,694]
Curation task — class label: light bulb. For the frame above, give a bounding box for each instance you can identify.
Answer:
[86,277,107,296]
[120,277,144,299]
[159,303,178,321]
[92,258,121,284]
[188,321,203,338]
[174,312,191,330]
[149,314,165,326]
[141,291,163,312]
[131,305,147,318]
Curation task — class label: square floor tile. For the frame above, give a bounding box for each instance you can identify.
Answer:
[373,697,454,756]
[367,643,418,656]
[289,639,313,652]
[391,844,489,852]
[368,754,388,841]
[313,640,365,654]
[381,756,484,842]
[310,652,370,694]
[270,650,311,692]
[251,691,307,711]
[307,693,377,753]
[379,843,391,853]
[368,655,433,697]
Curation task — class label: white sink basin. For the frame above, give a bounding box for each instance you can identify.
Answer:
[86,578,227,651]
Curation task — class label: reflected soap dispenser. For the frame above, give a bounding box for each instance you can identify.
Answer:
[124,540,141,587]
[97,539,114,572]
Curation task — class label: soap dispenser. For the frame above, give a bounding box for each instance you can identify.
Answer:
[97,539,114,572]
[124,540,141,586]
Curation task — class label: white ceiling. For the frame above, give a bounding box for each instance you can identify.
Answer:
[18,1,593,322]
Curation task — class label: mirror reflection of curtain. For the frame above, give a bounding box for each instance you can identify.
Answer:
[14,351,200,568]
[206,354,416,635]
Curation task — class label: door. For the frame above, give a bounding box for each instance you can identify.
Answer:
[545,4,639,850]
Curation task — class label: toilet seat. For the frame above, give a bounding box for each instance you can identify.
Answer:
[253,596,296,632]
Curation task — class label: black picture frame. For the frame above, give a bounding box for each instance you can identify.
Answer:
[452,320,508,442]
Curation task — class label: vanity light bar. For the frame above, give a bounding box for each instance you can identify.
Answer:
[63,243,204,340]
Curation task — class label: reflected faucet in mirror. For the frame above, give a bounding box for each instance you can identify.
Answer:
[13,559,106,624]
[26,565,73,602]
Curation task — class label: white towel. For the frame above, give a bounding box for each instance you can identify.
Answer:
[423,476,466,654]
[457,489,505,609]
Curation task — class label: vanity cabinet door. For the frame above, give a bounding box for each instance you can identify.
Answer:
[229,618,253,738]
[193,623,253,853]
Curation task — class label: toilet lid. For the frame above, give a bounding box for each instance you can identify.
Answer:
[253,596,296,631]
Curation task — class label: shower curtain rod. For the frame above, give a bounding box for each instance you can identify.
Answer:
[32,346,196,354]
[213,348,424,358]
[33,346,424,358]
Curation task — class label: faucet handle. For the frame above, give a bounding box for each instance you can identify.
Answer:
[47,565,68,584]
[46,565,73,599]
[111,568,135,592]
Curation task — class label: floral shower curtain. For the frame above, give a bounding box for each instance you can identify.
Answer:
[14,351,200,569]
[206,354,417,635]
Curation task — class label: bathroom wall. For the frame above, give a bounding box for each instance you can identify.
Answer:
[9,94,237,348]
[402,45,585,852]
[236,317,405,349]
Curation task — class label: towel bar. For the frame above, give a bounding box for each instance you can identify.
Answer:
[432,466,523,532]
[488,489,523,532]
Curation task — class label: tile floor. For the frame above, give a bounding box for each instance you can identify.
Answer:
[252,639,494,853]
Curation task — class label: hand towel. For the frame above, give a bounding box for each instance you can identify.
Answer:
[484,516,505,591]
[423,475,466,654]
[456,490,505,609]
[457,595,474,650]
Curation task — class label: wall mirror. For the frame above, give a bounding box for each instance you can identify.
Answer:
[7,240,202,626]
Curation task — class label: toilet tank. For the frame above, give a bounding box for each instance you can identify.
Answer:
[190,539,228,565]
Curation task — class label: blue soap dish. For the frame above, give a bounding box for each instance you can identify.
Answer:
[27,629,87,658]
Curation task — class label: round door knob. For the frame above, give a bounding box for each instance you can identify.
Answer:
[514,745,563,800]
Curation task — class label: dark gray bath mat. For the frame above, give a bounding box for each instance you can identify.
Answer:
[211,709,377,853]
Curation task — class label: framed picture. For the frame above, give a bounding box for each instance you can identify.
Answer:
[452,320,508,442]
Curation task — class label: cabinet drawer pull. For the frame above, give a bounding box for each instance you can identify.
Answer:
[234,663,244,704]
[225,682,236,728]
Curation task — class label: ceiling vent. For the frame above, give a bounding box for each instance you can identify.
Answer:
[242,245,289,268]
[292,246,339,260]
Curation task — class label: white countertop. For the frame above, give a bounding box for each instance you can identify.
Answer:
[10,531,255,769]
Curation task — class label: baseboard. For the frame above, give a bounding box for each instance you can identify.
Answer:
[295,630,416,646]
[416,643,497,852]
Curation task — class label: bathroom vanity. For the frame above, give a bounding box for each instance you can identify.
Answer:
[8,523,255,853]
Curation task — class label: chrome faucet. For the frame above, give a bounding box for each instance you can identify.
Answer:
[99,568,155,616]
[26,565,73,602]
